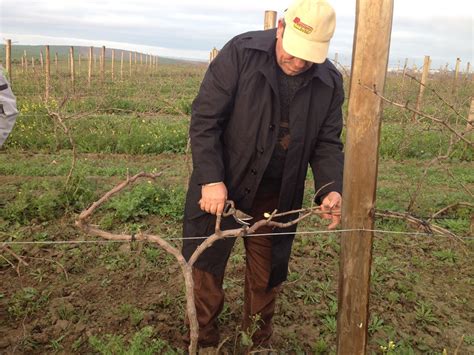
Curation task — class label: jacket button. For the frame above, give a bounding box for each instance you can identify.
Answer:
[245,188,251,194]
[269,124,275,130]
[251,169,257,175]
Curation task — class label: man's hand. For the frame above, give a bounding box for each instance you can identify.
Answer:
[320,191,342,230]
[199,182,228,215]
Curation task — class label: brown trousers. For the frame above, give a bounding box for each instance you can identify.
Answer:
[189,187,281,347]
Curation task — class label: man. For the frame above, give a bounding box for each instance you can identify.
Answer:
[0,65,18,148]
[182,0,344,348]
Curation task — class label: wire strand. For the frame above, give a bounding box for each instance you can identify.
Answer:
[1,228,472,246]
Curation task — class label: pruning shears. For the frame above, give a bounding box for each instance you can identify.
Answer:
[222,200,253,226]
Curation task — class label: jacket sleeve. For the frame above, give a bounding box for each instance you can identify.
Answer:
[310,74,345,205]
[190,38,240,185]
[0,69,19,148]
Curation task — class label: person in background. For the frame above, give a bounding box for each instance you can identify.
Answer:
[182,0,344,349]
[0,65,19,148]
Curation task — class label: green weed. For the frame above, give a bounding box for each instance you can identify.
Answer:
[414,301,438,326]
[432,249,458,264]
[118,304,145,327]
[8,287,50,319]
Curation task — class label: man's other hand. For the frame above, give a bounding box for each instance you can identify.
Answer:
[199,182,228,215]
[320,191,342,230]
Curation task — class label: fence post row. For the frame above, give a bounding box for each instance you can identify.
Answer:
[338,0,394,353]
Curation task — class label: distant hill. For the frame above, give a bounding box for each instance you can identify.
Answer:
[0,45,200,65]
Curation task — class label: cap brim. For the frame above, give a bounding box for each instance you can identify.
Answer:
[282,26,329,64]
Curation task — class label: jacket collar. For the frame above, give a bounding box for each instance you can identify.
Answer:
[243,29,334,88]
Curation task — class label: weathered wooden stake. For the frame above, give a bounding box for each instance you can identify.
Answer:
[129,52,132,77]
[264,10,277,30]
[40,51,44,70]
[31,57,35,69]
[134,52,137,65]
[338,1,393,354]
[24,50,28,71]
[45,45,51,101]
[101,46,106,82]
[412,55,430,121]
[466,62,471,80]
[467,98,474,131]
[402,58,408,76]
[78,53,81,71]
[209,47,219,62]
[55,52,58,73]
[70,46,75,88]
[5,39,12,83]
[453,57,461,91]
[21,56,25,73]
[88,47,93,86]
[140,53,143,66]
[111,49,115,81]
[120,51,124,81]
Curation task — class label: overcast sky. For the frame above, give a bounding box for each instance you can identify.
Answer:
[1,0,472,69]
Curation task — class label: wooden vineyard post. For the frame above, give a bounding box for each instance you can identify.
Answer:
[101,46,106,83]
[45,45,51,101]
[337,0,393,354]
[467,98,474,132]
[264,10,277,30]
[55,52,58,74]
[120,51,124,81]
[31,57,35,70]
[21,56,25,73]
[111,49,115,81]
[466,62,471,80]
[129,52,132,77]
[134,52,137,66]
[209,47,219,62]
[402,58,408,77]
[40,51,44,70]
[5,39,12,83]
[78,53,81,71]
[453,57,461,92]
[24,50,28,72]
[70,46,75,89]
[88,47,93,86]
[412,55,430,121]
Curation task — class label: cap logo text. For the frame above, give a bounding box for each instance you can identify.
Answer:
[293,17,313,34]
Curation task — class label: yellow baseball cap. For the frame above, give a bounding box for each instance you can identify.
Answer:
[283,0,336,64]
